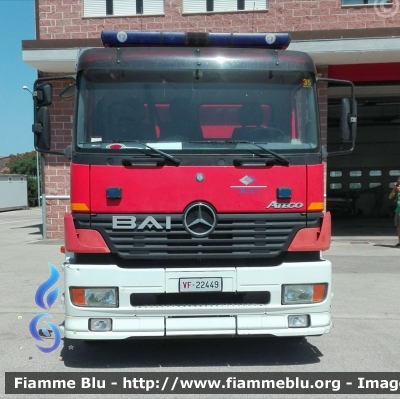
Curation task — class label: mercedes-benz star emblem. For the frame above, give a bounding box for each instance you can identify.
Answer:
[183,202,217,237]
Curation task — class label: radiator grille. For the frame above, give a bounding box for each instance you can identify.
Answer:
[75,213,319,260]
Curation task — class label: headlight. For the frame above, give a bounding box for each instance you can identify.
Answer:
[288,315,310,328]
[282,284,327,304]
[70,287,118,307]
[89,318,112,331]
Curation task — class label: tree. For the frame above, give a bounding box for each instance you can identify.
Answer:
[7,151,39,207]
[8,151,37,175]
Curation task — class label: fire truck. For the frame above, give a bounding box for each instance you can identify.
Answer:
[31,31,357,340]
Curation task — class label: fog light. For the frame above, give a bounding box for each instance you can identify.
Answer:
[288,315,309,328]
[89,318,112,331]
[282,284,327,304]
[70,287,118,307]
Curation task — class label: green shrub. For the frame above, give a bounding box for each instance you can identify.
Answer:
[27,176,38,207]
[8,151,37,175]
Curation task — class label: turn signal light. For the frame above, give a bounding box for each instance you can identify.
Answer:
[312,284,327,301]
[70,288,85,305]
[71,202,90,212]
[308,202,324,211]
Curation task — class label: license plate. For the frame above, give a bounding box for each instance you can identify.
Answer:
[179,277,222,292]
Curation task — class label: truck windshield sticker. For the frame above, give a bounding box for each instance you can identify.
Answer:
[146,142,182,150]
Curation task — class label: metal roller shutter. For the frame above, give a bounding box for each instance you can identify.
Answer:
[245,0,268,10]
[84,0,106,17]
[143,0,164,15]
[113,0,136,16]
[214,0,235,11]
[183,0,207,13]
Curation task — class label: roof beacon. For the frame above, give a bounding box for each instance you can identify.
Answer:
[101,31,291,50]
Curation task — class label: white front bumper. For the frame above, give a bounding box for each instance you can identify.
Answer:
[62,260,332,339]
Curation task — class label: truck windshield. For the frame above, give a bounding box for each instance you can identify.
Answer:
[76,68,319,153]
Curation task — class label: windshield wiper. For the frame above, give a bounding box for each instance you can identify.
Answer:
[126,141,181,165]
[99,140,181,165]
[189,140,290,165]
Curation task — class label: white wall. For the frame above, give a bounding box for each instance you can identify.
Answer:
[0,175,28,211]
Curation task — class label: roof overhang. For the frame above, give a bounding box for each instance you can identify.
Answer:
[23,48,80,73]
[289,37,400,65]
[22,29,400,73]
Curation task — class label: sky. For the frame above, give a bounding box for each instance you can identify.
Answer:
[0,0,36,156]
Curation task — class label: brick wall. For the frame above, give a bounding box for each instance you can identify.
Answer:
[42,79,73,238]
[37,0,400,40]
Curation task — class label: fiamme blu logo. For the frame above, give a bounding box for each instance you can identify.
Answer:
[29,263,61,353]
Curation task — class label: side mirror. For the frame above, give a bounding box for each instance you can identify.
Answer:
[317,77,357,157]
[30,75,76,156]
[60,84,76,99]
[32,82,53,152]
[33,107,51,151]
[340,98,351,142]
[64,144,72,160]
[321,145,328,161]
[340,98,357,143]
[36,83,53,106]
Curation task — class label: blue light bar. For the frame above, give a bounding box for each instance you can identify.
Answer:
[101,31,291,49]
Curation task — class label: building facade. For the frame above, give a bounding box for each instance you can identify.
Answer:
[23,0,400,238]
